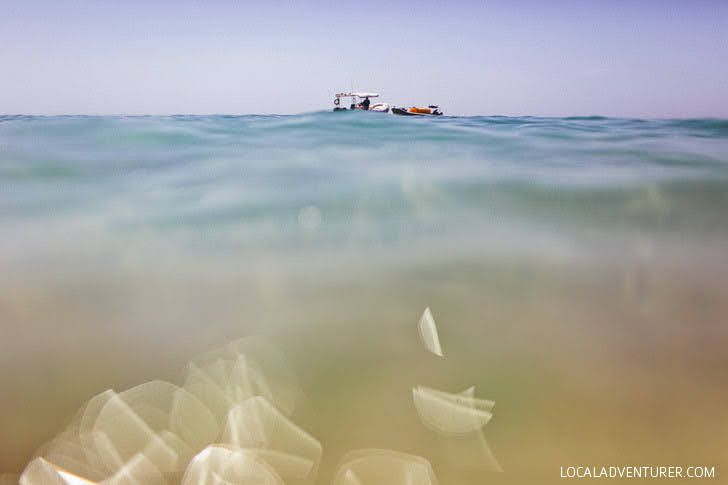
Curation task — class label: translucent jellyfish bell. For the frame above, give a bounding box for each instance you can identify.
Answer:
[412,386,502,472]
[332,449,439,485]
[114,381,218,450]
[34,434,104,483]
[29,391,116,482]
[23,388,173,484]
[91,381,218,474]
[412,386,493,436]
[417,307,443,357]
[226,338,303,416]
[179,361,231,425]
[228,354,275,408]
[220,396,322,482]
[181,445,284,485]
[183,337,302,420]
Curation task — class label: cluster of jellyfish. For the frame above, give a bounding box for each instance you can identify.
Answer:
[17,307,500,485]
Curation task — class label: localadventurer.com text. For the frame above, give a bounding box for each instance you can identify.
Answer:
[560,466,716,479]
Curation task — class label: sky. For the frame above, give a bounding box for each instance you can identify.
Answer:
[1,0,727,117]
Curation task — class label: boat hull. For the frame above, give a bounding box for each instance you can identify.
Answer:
[392,107,417,116]
[392,107,442,116]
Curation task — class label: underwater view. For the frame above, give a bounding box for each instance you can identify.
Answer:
[1,113,728,484]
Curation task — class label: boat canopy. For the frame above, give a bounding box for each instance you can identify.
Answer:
[335,92,379,98]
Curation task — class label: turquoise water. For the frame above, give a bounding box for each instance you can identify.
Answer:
[2,113,728,482]
[2,114,727,258]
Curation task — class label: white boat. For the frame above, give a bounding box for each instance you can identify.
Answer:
[369,102,391,113]
[332,92,442,116]
[333,92,390,113]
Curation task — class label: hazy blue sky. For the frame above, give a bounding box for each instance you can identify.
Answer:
[2,0,727,116]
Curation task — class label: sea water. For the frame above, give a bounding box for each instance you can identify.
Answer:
[1,113,727,483]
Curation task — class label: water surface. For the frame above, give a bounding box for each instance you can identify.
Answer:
[1,113,727,483]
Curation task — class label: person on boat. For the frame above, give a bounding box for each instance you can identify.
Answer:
[358,97,370,110]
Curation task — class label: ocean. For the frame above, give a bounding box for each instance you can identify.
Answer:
[1,113,727,484]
